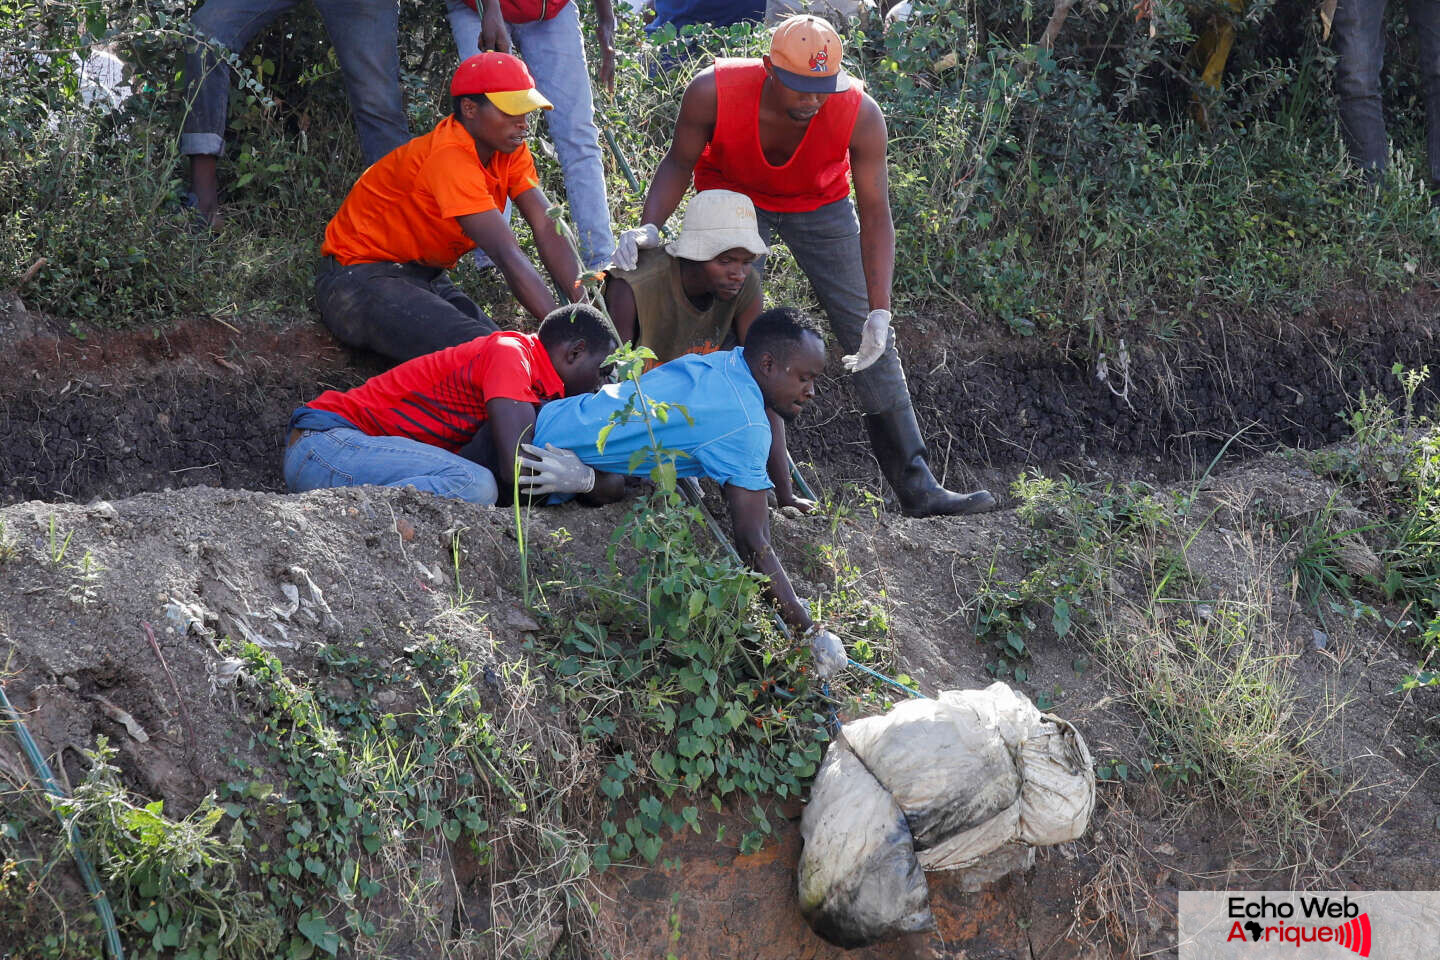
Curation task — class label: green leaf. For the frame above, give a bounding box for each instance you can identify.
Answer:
[1052,597,1072,637]
[651,751,676,780]
[297,910,339,956]
[596,422,615,454]
[442,818,462,843]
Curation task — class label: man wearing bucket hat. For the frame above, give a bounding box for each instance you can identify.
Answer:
[315,52,582,364]
[620,14,997,518]
[607,189,814,512]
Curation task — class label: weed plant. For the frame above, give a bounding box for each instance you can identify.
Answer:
[3,0,1436,335]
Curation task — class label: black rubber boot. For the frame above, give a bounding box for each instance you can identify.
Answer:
[862,406,997,518]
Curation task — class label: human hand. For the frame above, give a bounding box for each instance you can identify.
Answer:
[597,14,616,93]
[804,625,847,680]
[777,495,818,518]
[611,224,661,271]
[517,443,595,495]
[480,1,511,53]
[841,309,892,373]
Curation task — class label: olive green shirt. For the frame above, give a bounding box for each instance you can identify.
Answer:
[609,247,761,366]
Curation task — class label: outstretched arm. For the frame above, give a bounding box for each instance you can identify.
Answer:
[725,483,812,633]
[849,94,895,314]
[514,186,583,306]
[457,204,560,320]
[639,69,718,230]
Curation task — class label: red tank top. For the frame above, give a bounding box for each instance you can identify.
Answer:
[693,58,862,214]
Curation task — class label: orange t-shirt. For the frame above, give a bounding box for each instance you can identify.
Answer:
[321,115,541,269]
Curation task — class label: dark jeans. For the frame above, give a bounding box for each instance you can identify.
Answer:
[180,0,408,165]
[1333,0,1440,183]
[753,198,910,415]
[314,258,499,363]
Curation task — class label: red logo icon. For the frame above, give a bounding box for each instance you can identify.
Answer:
[808,46,828,73]
[1336,913,1371,956]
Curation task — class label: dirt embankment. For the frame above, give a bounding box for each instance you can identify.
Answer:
[0,460,1437,958]
[1,287,1437,506]
[1,289,1439,958]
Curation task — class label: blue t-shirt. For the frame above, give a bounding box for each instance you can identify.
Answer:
[535,348,773,490]
[648,0,764,31]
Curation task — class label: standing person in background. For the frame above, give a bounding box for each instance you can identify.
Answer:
[179,0,409,229]
[1331,0,1440,190]
[619,14,995,518]
[444,0,617,270]
[315,53,581,363]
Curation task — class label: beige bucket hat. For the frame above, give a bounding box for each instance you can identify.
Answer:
[665,190,770,262]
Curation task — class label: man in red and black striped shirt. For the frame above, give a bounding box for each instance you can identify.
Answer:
[283,305,617,505]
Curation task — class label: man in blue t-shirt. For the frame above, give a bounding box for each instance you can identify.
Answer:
[520,307,846,676]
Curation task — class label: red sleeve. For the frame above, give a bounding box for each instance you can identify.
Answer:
[505,144,542,200]
[476,337,543,404]
[419,144,499,219]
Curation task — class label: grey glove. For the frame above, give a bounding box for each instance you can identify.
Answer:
[516,443,595,495]
[611,223,662,271]
[842,309,892,373]
[804,624,847,680]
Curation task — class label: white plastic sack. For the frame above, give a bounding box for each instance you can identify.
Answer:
[1017,715,1096,846]
[937,681,1042,754]
[842,697,1021,850]
[798,742,934,947]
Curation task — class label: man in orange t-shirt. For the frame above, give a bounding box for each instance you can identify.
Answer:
[316,52,582,364]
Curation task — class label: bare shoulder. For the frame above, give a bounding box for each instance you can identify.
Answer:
[680,67,719,120]
[851,91,888,155]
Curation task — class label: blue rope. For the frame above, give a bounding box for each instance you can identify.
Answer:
[845,658,927,699]
[0,683,126,960]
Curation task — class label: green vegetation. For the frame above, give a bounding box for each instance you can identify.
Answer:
[2,0,1436,333]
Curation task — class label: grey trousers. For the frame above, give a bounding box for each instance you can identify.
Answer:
[754,198,910,415]
[1333,0,1440,183]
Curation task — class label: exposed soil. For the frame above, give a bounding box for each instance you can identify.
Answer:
[3,286,1438,506]
[1,289,1439,958]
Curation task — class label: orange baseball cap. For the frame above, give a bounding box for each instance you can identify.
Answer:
[451,52,552,115]
[769,14,849,93]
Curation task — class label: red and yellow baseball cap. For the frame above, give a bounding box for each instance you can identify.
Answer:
[769,14,849,93]
[450,52,552,115]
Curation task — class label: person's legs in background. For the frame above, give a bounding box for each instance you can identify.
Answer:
[314,0,410,164]
[1332,0,1390,182]
[180,0,298,225]
[511,4,615,269]
[1408,0,1440,186]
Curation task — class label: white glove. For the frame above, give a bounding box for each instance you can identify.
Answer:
[842,309,892,373]
[611,223,662,271]
[516,443,595,495]
[804,624,847,680]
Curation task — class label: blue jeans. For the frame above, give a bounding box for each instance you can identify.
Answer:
[1333,0,1440,183]
[285,427,499,504]
[181,0,409,165]
[753,198,910,416]
[446,0,615,269]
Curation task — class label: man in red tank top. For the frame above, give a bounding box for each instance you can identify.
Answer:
[616,14,995,518]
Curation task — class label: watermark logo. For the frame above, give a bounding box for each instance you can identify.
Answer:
[1180,891,1433,959]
